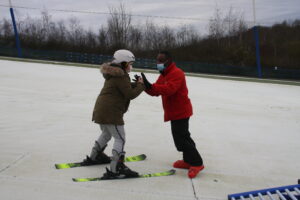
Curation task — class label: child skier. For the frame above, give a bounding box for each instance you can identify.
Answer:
[82,49,145,179]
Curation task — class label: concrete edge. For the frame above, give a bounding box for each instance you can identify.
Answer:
[1,56,299,86]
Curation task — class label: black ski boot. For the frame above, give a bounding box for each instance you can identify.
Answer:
[117,162,139,178]
[82,142,111,166]
[81,154,111,166]
[101,164,139,180]
[101,156,139,180]
[101,167,119,180]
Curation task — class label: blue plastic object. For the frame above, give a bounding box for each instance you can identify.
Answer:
[228,183,300,200]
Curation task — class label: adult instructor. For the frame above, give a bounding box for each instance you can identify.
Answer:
[141,51,204,179]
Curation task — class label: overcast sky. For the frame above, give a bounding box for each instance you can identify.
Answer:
[1,0,300,34]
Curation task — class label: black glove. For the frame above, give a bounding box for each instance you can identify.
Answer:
[132,74,141,82]
[141,72,152,89]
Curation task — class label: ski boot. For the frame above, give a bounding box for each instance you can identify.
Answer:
[82,142,111,166]
[117,162,139,178]
[101,163,139,180]
[101,152,139,179]
[101,167,119,179]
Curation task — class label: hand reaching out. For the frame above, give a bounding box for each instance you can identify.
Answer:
[133,74,143,84]
[141,73,152,89]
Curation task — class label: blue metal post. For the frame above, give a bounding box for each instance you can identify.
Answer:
[254,26,262,78]
[9,7,22,57]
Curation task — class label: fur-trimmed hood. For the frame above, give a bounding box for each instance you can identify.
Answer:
[100,62,125,79]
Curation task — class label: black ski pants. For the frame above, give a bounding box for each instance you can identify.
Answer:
[170,118,203,166]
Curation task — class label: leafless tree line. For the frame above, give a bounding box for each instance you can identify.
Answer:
[0,4,299,69]
[0,5,245,54]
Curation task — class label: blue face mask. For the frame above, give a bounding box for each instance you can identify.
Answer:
[156,63,165,72]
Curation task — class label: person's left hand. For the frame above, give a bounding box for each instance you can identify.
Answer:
[141,73,152,89]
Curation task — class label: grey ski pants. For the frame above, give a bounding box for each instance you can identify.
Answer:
[96,124,126,173]
[96,124,126,156]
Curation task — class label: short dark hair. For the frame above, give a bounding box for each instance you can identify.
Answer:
[159,51,172,60]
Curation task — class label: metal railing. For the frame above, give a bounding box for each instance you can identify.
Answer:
[228,182,300,200]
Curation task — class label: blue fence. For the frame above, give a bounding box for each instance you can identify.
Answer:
[0,45,300,80]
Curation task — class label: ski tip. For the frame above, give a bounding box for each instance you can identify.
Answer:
[72,178,79,182]
[54,164,69,169]
[124,154,147,162]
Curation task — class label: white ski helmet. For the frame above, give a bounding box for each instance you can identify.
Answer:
[112,49,135,64]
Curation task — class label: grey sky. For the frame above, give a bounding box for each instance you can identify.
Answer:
[1,0,300,34]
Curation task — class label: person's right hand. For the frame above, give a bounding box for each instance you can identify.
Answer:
[137,76,143,84]
[132,74,141,82]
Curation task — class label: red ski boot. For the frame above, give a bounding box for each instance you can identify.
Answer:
[188,165,204,178]
[173,160,191,169]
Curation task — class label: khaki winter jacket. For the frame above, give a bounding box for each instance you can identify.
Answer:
[92,63,145,125]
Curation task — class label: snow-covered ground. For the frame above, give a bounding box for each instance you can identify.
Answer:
[0,59,299,200]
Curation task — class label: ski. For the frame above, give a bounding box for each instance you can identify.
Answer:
[72,169,176,182]
[55,154,146,169]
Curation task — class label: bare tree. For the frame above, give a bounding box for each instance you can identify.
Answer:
[67,17,85,47]
[176,25,199,46]
[55,20,67,43]
[41,10,51,40]
[209,7,247,40]
[107,3,132,49]
[17,15,47,47]
[160,26,176,49]
[86,29,97,50]
[98,26,108,51]
[127,25,142,51]
[209,7,225,41]
[142,20,161,51]
[1,18,13,38]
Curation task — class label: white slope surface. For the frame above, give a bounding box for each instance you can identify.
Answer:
[0,59,299,200]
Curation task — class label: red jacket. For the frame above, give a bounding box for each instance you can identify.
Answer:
[145,62,193,122]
